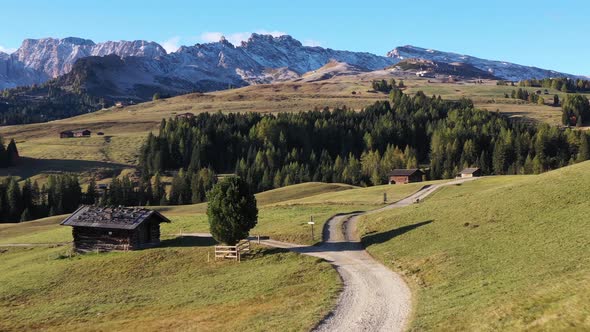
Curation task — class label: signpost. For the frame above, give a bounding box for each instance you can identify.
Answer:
[308,216,315,240]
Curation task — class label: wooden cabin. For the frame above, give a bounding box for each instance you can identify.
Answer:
[61,206,170,253]
[459,167,482,178]
[60,130,74,138]
[73,129,91,137]
[388,169,424,184]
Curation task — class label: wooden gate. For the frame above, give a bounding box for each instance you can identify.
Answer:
[214,240,250,261]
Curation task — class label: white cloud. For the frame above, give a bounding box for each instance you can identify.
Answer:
[160,36,181,53]
[0,45,17,54]
[303,39,322,47]
[200,32,225,43]
[199,30,288,45]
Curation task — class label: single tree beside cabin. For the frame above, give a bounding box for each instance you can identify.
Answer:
[207,176,258,245]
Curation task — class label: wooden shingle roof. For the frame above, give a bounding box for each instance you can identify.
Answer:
[388,168,424,176]
[60,206,170,230]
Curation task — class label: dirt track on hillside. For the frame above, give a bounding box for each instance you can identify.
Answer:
[259,178,476,331]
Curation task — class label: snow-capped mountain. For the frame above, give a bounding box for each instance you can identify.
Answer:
[0,34,582,97]
[0,37,166,89]
[387,45,577,81]
[48,34,398,100]
[14,37,166,77]
[239,33,393,74]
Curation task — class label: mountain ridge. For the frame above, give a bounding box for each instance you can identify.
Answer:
[0,34,583,99]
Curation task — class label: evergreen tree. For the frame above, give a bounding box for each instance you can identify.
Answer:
[6,178,22,221]
[207,177,258,245]
[86,178,97,205]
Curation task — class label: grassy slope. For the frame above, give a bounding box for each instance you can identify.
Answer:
[0,180,443,246]
[358,162,590,331]
[2,76,582,171]
[0,80,387,166]
[0,244,339,332]
[0,182,358,245]
[0,179,437,331]
[0,182,365,331]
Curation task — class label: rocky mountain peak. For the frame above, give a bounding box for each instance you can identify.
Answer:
[386,45,577,81]
[11,37,167,78]
[61,37,96,46]
[242,33,302,48]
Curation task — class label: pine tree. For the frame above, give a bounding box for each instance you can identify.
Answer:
[86,178,97,205]
[6,178,22,221]
[20,208,32,222]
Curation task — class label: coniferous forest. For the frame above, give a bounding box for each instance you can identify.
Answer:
[2,90,589,223]
[139,91,590,192]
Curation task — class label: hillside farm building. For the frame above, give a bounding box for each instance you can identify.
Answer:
[60,130,91,138]
[388,169,425,184]
[74,129,91,137]
[60,130,74,138]
[459,167,482,178]
[61,206,170,253]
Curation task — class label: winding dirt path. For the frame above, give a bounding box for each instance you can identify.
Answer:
[256,178,477,331]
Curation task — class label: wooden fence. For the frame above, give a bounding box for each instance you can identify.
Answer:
[214,240,250,261]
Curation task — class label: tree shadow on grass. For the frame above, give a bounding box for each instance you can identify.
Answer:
[362,220,434,246]
[160,235,218,248]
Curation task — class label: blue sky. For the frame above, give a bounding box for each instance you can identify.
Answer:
[1,0,588,75]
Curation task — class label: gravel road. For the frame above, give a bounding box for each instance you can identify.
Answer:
[260,178,477,331]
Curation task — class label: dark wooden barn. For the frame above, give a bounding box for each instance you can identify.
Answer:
[388,169,425,184]
[73,129,91,137]
[60,130,74,138]
[61,206,170,253]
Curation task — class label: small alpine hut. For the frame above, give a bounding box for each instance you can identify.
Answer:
[60,130,74,138]
[61,206,170,253]
[388,169,424,184]
[459,167,482,178]
[73,129,91,138]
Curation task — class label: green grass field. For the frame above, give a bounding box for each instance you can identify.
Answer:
[0,182,369,331]
[0,244,339,332]
[0,180,438,331]
[358,162,590,331]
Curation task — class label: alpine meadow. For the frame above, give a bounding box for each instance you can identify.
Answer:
[1,1,590,331]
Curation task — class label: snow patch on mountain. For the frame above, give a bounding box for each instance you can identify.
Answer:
[387,45,577,81]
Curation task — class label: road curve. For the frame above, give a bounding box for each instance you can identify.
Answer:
[185,178,477,331]
[259,178,477,332]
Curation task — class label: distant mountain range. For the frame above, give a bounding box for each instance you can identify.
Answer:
[0,34,582,101]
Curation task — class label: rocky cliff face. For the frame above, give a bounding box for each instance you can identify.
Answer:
[49,34,398,101]
[0,34,582,96]
[13,37,166,77]
[0,50,48,89]
[387,45,576,81]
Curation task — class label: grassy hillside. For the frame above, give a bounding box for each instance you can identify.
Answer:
[358,162,590,331]
[0,179,440,330]
[2,76,582,173]
[0,80,388,167]
[0,245,339,332]
[0,182,359,245]
[0,182,367,331]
